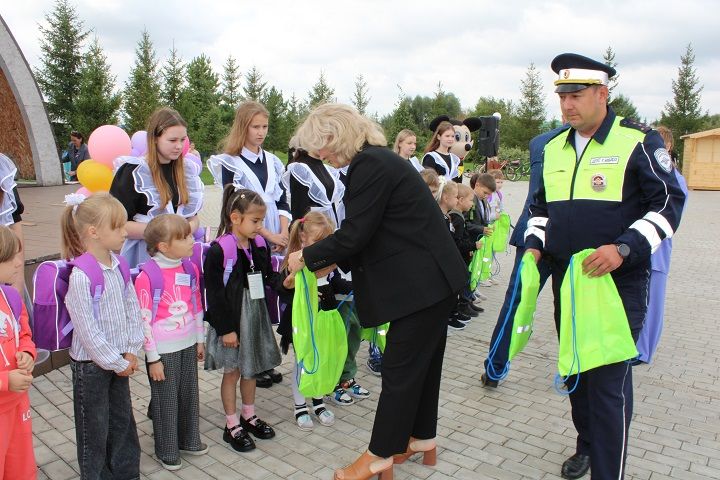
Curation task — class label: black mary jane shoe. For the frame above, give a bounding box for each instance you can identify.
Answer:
[241,415,276,440]
[223,425,256,452]
[254,372,273,388]
[265,368,283,383]
[561,453,590,479]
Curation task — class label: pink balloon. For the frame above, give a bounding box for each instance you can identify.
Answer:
[88,125,131,167]
[130,130,147,157]
[184,153,201,168]
[182,137,191,156]
[75,187,92,197]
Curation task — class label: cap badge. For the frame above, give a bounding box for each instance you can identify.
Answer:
[591,173,607,192]
[563,69,570,79]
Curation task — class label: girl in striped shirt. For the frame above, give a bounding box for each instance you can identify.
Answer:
[63,193,144,480]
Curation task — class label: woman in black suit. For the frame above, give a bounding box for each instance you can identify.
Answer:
[287,104,466,480]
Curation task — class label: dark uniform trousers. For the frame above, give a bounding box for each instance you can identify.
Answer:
[550,257,649,480]
[368,295,456,457]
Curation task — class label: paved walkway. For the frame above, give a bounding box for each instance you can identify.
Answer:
[22,180,720,479]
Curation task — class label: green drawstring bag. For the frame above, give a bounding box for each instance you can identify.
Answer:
[558,249,638,377]
[508,252,541,361]
[492,213,511,253]
[469,237,494,289]
[360,322,390,353]
[292,268,348,398]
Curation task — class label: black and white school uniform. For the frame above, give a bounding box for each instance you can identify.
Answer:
[0,154,24,226]
[207,147,290,235]
[408,156,423,173]
[422,151,461,181]
[282,152,345,228]
[110,157,204,267]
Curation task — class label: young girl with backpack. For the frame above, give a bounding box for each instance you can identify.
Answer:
[276,212,347,430]
[0,225,37,480]
[135,214,207,470]
[62,193,144,479]
[204,186,282,453]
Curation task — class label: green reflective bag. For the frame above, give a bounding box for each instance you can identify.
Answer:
[508,252,541,361]
[492,212,511,253]
[558,249,638,377]
[360,322,390,353]
[292,268,348,397]
[469,237,494,289]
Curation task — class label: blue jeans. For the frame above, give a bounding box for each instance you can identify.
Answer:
[483,247,552,380]
[71,361,140,480]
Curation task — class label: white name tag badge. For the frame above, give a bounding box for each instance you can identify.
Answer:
[247,272,265,299]
[175,273,191,287]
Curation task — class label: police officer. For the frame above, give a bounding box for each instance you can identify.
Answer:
[525,53,686,479]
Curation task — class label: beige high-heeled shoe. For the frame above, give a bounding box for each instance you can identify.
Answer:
[333,451,394,480]
[393,437,437,466]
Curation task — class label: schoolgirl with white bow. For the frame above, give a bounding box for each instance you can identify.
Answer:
[134,214,207,470]
[62,193,144,480]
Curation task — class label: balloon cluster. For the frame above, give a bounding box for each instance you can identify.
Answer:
[75,125,201,198]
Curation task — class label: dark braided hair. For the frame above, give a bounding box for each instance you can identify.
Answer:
[217,185,266,236]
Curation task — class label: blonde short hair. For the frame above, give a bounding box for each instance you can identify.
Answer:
[293,103,386,164]
[0,225,20,263]
[144,214,191,256]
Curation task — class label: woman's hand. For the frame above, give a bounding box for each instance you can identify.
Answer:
[287,250,305,273]
[196,343,205,361]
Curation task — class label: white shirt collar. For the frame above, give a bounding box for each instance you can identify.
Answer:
[241,147,263,163]
[98,254,120,271]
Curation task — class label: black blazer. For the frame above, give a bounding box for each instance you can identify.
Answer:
[303,145,467,327]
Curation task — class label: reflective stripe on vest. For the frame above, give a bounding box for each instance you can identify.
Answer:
[543,116,645,203]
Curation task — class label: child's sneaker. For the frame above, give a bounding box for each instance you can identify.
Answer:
[341,379,370,400]
[366,356,382,376]
[294,404,314,431]
[329,385,355,406]
[311,399,335,426]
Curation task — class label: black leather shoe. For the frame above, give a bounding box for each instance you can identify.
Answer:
[455,311,472,322]
[481,373,498,388]
[265,368,283,383]
[561,453,590,479]
[254,372,272,388]
[467,302,484,313]
[458,303,479,318]
[241,415,276,439]
[223,426,255,452]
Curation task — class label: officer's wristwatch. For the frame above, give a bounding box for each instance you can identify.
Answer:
[615,243,630,259]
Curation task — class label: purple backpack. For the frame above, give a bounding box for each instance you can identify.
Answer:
[190,234,284,325]
[0,284,23,324]
[32,253,131,351]
[133,258,198,321]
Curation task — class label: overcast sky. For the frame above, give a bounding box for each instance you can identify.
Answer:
[3,0,719,125]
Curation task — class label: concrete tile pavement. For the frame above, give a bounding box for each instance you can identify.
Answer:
[23,180,720,479]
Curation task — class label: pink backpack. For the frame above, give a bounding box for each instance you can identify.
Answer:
[133,258,198,321]
[32,253,131,351]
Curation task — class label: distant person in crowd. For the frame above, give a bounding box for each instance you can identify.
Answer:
[67,131,90,183]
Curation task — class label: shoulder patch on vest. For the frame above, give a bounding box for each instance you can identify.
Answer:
[654,148,673,173]
[620,117,651,133]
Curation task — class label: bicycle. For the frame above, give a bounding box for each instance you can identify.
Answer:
[505,159,530,181]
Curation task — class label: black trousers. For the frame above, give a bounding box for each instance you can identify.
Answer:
[368,295,456,457]
[551,259,649,480]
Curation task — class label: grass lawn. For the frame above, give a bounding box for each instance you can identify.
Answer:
[198,150,288,185]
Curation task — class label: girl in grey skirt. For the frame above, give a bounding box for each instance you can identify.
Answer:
[204,187,282,453]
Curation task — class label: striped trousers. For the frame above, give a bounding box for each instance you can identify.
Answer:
[150,344,202,463]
